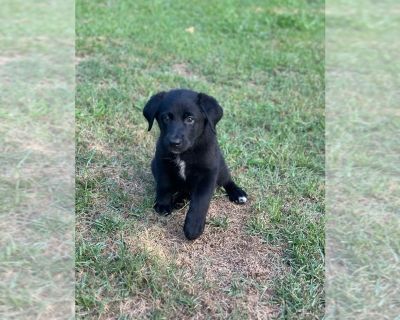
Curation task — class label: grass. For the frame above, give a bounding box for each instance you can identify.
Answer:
[76,0,324,319]
[326,1,400,318]
[0,0,74,318]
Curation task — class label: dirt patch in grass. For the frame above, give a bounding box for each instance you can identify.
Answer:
[127,195,283,318]
[0,54,25,65]
[171,63,206,83]
[172,63,194,78]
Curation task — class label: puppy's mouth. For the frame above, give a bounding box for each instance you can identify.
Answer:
[167,143,190,154]
[168,146,185,154]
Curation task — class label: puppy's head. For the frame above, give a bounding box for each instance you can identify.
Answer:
[143,89,223,154]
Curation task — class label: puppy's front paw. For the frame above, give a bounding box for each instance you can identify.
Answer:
[183,220,205,240]
[154,203,172,216]
[228,187,248,205]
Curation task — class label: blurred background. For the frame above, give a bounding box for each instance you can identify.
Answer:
[0,1,74,319]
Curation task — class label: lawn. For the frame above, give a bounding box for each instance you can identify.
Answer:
[326,1,400,318]
[0,0,74,318]
[76,1,324,319]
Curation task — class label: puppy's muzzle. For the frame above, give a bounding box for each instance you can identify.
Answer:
[169,137,182,148]
[167,136,185,154]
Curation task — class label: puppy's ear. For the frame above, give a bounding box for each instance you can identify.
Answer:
[197,93,223,133]
[143,91,166,131]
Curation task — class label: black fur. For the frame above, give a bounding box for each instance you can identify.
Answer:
[143,89,247,240]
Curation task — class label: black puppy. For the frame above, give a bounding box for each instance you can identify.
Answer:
[143,89,247,240]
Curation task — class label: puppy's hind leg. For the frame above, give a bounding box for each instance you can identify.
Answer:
[224,181,248,204]
[218,159,248,205]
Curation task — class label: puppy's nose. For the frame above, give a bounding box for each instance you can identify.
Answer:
[169,138,182,147]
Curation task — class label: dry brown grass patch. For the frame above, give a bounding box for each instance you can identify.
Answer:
[128,196,282,318]
[171,63,206,83]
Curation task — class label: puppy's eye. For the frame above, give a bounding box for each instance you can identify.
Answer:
[185,116,194,124]
[162,115,170,123]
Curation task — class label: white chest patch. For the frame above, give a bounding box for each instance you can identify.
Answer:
[175,156,186,180]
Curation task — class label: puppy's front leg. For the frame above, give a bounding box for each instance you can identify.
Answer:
[152,161,174,216]
[184,170,217,240]
[154,182,174,216]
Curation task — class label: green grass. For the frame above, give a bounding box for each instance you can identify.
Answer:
[326,1,400,318]
[0,0,74,318]
[209,215,229,230]
[76,0,324,318]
